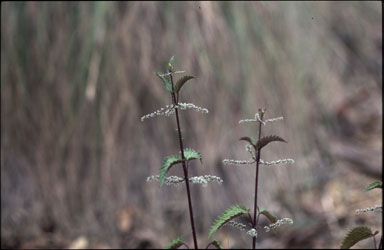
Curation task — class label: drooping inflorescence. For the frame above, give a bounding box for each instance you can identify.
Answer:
[355,205,382,215]
[146,174,223,187]
[140,104,177,122]
[228,220,247,231]
[223,158,256,165]
[239,111,283,125]
[146,175,184,186]
[178,102,209,114]
[264,218,294,232]
[140,102,209,122]
[259,158,295,167]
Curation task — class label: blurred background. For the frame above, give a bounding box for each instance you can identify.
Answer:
[1,1,382,249]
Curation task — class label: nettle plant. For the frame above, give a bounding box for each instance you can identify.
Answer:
[341,180,382,249]
[209,109,295,249]
[142,56,224,249]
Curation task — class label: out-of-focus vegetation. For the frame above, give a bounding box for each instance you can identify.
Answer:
[1,2,382,249]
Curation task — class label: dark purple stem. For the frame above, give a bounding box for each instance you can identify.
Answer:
[170,71,198,249]
[252,111,264,250]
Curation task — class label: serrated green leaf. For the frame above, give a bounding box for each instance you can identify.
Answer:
[259,208,277,224]
[184,148,202,164]
[341,226,373,249]
[165,236,184,249]
[211,239,223,249]
[168,55,175,70]
[364,180,382,192]
[160,154,183,186]
[174,75,194,94]
[159,149,202,186]
[209,205,249,238]
[155,72,173,92]
[255,135,287,150]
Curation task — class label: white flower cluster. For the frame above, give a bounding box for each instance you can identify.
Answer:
[239,112,284,126]
[146,175,184,185]
[140,102,208,122]
[223,148,294,168]
[189,176,208,185]
[264,218,293,232]
[246,228,258,238]
[223,158,256,165]
[189,175,223,186]
[178,103,209,114]
[146,175,160,182]
[239,112,265,125]
[140,104,176,122]
[356,205,382,215]
[158,71,185,77]
[239,118,258,124]
[259,159,295,167]
[228,221,246,231]
[147,175,223,186]
[202,175,224,184]
[264,117,284,124]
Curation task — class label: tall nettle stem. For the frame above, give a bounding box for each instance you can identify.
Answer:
[252,111,264,250]
[170,71,198,249]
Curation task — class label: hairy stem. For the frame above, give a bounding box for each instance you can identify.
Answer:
[252,111,264,250]
[170,71,198,249]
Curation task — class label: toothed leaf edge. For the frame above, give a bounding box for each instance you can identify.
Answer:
[211,239,223,249]
[341,226,373,249]
[160,148,202,186]
[160,154,183,186]
[209,205,249,238]
[364,180,382,192]
[255,135,287,150]
[165,236,184,249]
